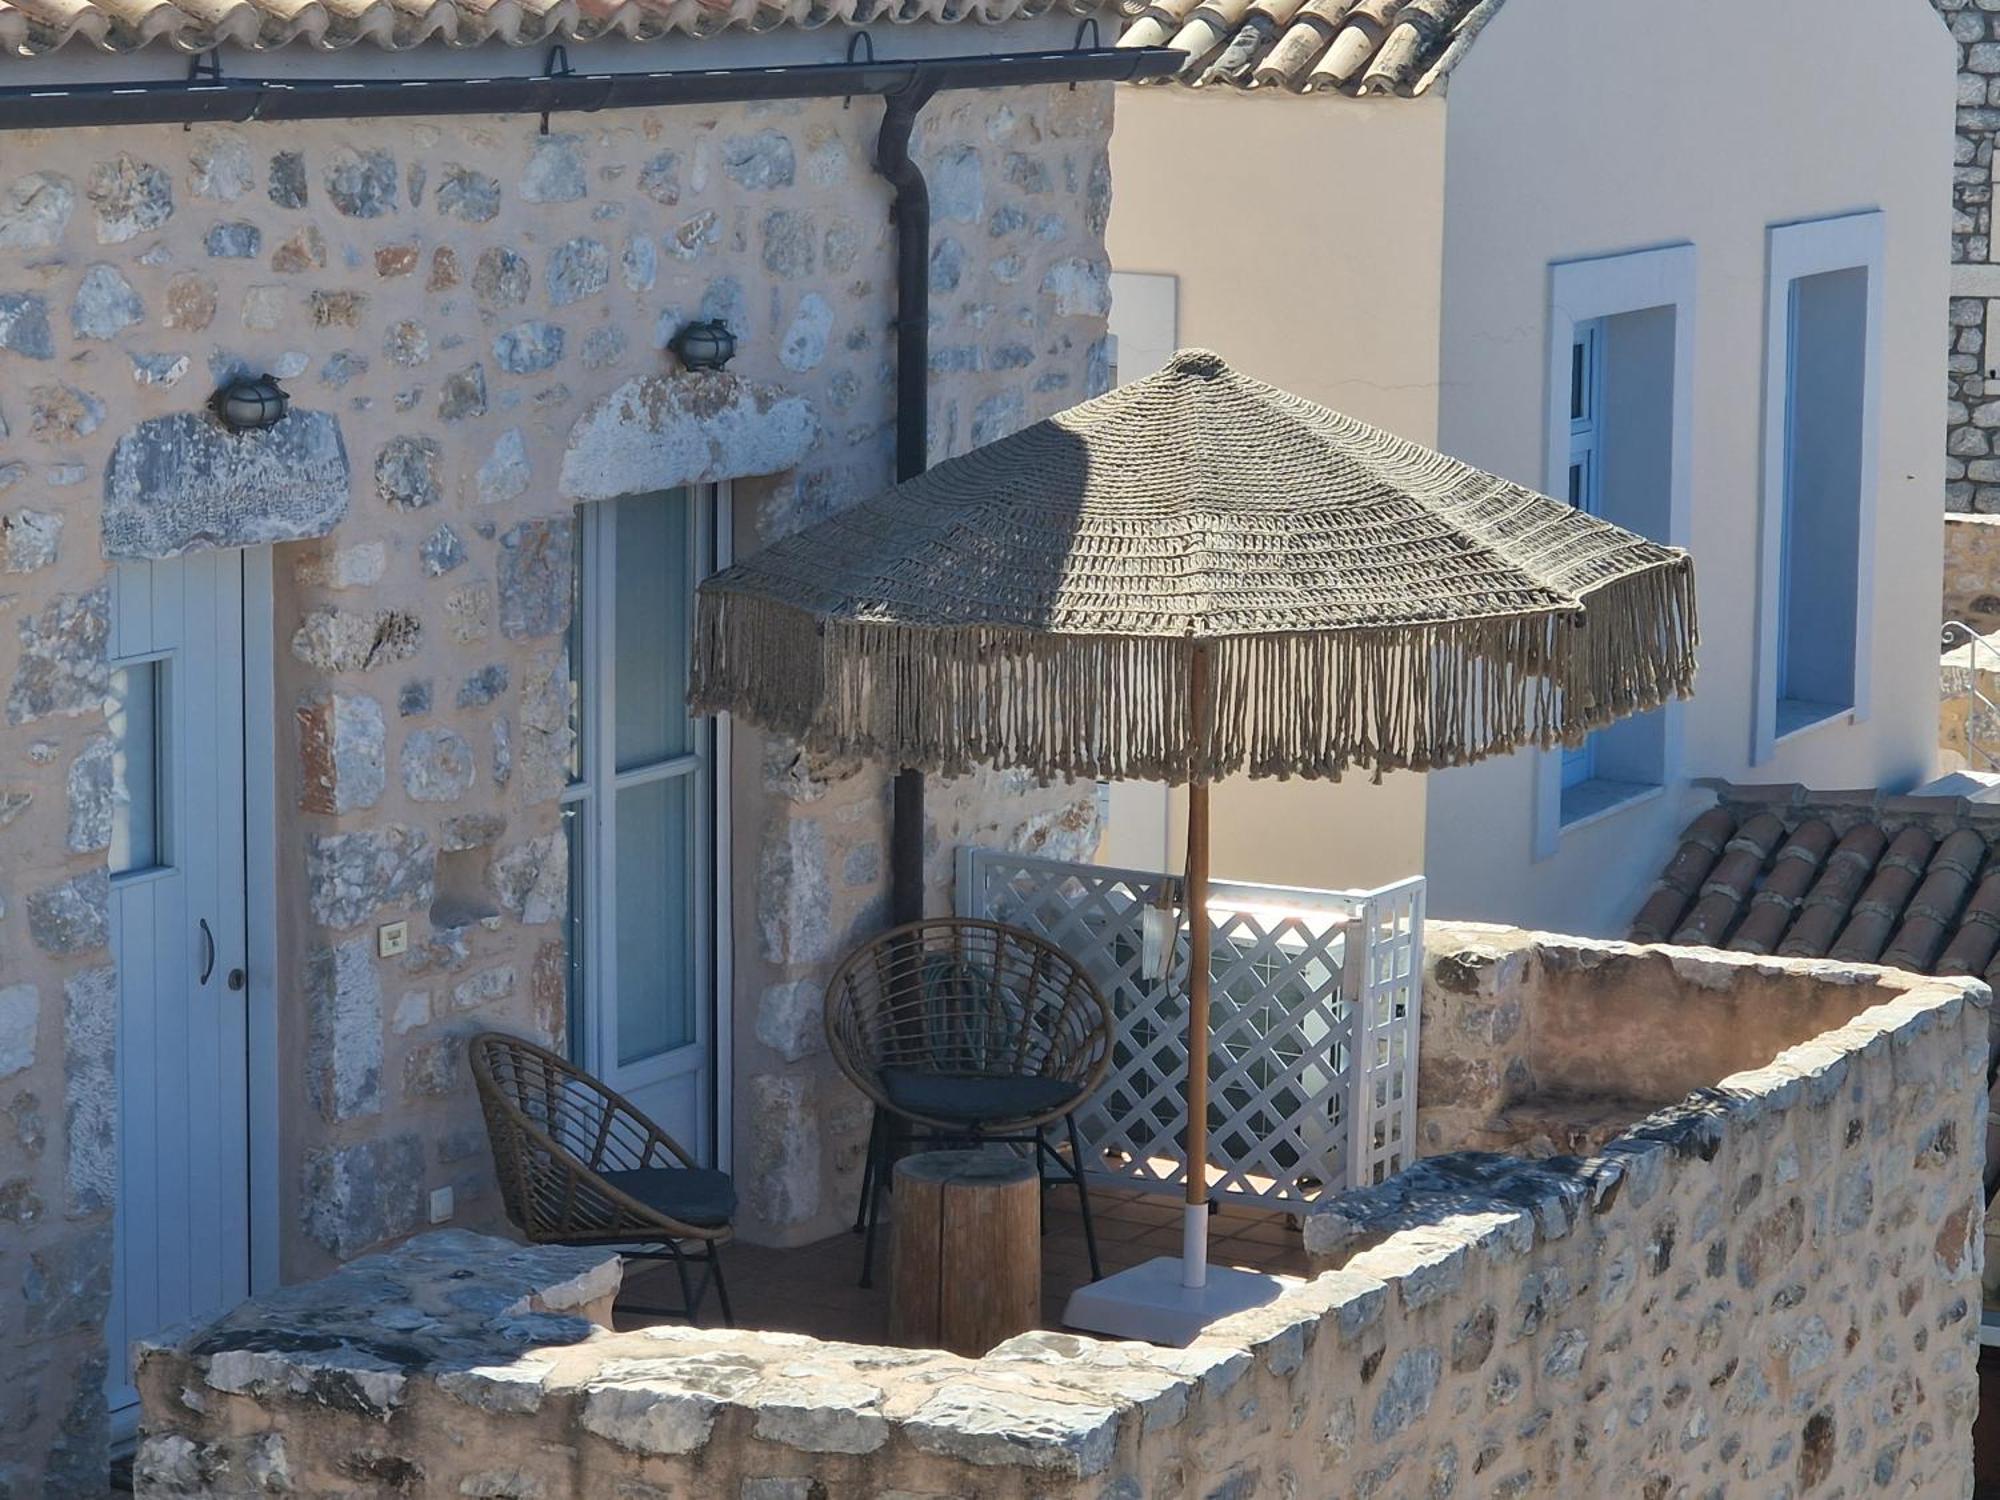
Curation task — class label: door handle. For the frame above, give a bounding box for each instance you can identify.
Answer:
[198,918,216,986]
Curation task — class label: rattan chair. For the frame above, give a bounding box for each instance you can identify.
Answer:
[471,1031,734,1326]
[824,918,1114,1288]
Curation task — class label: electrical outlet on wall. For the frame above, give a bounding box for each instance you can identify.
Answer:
[378,920,409,959]
[429,1186,454,1224]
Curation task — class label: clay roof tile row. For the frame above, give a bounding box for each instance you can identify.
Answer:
[1114,0,1499,97]
[1631,783,2000,989]
[0,0,1093,55]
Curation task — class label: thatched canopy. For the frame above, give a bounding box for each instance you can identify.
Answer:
[691,349,1697,785]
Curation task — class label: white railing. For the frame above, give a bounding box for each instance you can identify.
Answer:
[1943,620,2000,773]
[956,847,1424,1207]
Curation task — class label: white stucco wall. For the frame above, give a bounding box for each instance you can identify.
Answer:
[1420,0,1954,933]
[1105,90,1443,889]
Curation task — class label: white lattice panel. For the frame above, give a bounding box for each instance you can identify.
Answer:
[957,848,1425,1207]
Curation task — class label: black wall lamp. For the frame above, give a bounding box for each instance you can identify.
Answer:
[209,373,290,433]
[669,319,737,373]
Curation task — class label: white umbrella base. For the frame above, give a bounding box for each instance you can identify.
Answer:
[1061,1256,1300,1347]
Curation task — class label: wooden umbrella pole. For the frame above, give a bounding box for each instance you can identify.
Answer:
[1181,644,1212,1290]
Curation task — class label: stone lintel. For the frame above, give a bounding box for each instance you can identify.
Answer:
[103,409,350,561]
[557,372,819,503]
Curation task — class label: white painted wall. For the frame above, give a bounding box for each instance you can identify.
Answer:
[1106,89,1444,889]
[1424,0,1953,933]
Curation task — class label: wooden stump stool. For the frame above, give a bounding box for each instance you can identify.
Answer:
[888,1149,1041,1355]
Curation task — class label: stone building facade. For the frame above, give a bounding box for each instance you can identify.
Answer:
[1940,0,2000,510]
[0,73,1113,1491]
[128,928,1988,1498]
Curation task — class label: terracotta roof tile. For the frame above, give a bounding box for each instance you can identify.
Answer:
[1119,0,1499,96]
[1778,825,1889,960]
[1632,784,2000,985]
[0,0,1094,54]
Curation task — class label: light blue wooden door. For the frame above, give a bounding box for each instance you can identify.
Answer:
[105,549,250,1422]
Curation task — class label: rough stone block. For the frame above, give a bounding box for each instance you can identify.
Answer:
[490,835,566,926]
[306,937,383,1123]
[298,1133,425,1259]
[0,170,74,249]
[291,606,421,673]
[0,983,37,1080]
[0,507,60,573]
[297,689,386,815]
[757,817,830,966]
[8,586,109,724]
[104,410,350,560]
[65,733,114,853]
[755,981,826,1064]
[307,825,435,930]
[401,727,476,803]
[63,964,117,1213]
[27,868,109,955]
[23,1223,112,1337]
[745,1073,818,1228]
[497,518,573,641]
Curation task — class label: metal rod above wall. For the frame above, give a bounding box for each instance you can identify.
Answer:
[0,46,1182,130]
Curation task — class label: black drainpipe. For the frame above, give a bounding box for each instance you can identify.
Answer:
[873,76,941,929]
[0,43,1178,930]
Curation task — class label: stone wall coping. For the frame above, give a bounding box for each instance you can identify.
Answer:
[1946,513,2000,530]
[140,931,1985,1485]
[136,1230,625,1421]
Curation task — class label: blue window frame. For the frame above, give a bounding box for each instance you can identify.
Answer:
[1562,320,1604,792]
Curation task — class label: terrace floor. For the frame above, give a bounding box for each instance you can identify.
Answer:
[618,1185,1310,1348]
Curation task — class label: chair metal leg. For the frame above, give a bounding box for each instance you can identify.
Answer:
[1064,1113,1103,1282]
[709,1242,734,1328]
[1033,1128,1054,1236]
[859,1117,887,1289]
[853,1108,881,1235]
[672,1245,699,1326]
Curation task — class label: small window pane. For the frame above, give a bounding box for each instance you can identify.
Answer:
[1570,339,1588,420]
[614,776,696,1066]
[108,660,165,875]
[612,492,694,771]
[563,800,587,1065]
[1567,462,1585,509]
[565,514,585,786]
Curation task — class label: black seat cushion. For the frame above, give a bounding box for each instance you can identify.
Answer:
[879,1069,1082,1126]
[597,1166,737,1228]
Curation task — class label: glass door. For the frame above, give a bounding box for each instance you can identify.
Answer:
[561,487,719,1158]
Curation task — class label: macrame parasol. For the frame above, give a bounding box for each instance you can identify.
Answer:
[690,349,1698,1325]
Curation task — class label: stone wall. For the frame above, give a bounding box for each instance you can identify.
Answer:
[132,929,1988,1499]
[1940,0,2000,512]
[0,78,1113,1491]
[1947,511,2000,627]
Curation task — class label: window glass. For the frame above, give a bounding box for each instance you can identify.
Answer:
[614,777,696,1065]
[612,494,694,771]
[1777,267,1866,721]
[565,534,585,787]
[562,489,708,1079]
[108,659,165,876]
[562,800,587,1062]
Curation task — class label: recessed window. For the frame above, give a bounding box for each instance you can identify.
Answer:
[107,657,168,877]
[1558,306,1675,825]
[1534,243,1694,860]
[1752,213,1881,764]
[1775,267,1868,736]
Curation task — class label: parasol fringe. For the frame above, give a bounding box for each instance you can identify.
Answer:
[689,554,1698,787]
